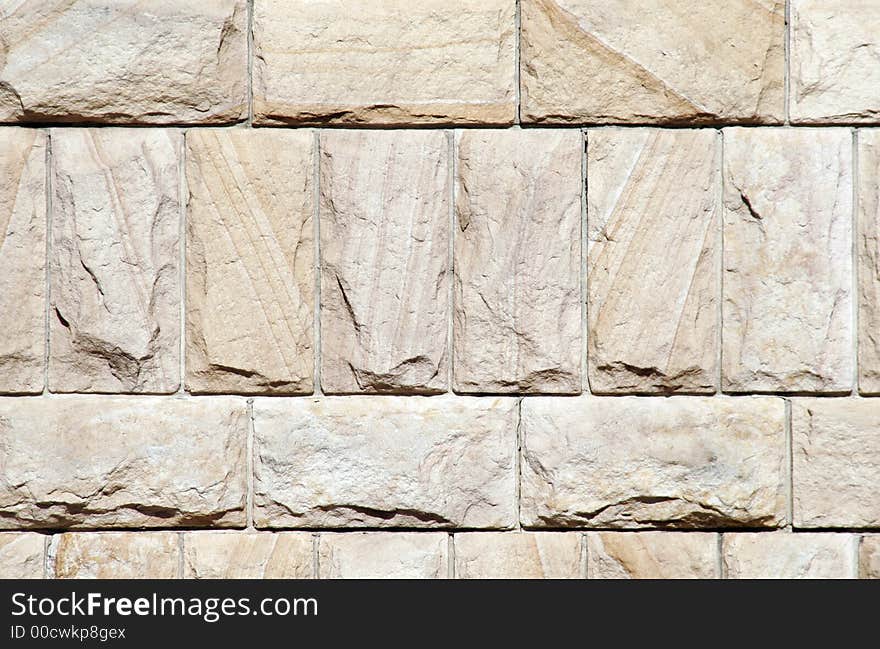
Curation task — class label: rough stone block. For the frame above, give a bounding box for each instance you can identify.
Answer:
[860,536,880,579]
[858,130,880,393]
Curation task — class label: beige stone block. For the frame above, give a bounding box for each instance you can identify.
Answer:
[723,533,856,579]
[587,532,717,579]
[858,130,880,393]
[318,533,447,579]
[520,396,787,528]
[860,536,880,579]
[0,532,44,579]
[454,532,581,579]
[183,532,313,579]
[253,0,515,125]
[722,128,852,392]
[55,532,178,579]
[454,129,581,393]
[588,129,719,393]
[50,128,180,393]
[320,131,448,394]
[186,129,314,394]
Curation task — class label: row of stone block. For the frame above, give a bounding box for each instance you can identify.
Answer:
[2,531,877,579]
[1,1,878,125]
[0,395,877,530]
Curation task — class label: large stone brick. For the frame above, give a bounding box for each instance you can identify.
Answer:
[587,532,718,579]
[723,533,856,579]
[0,533,44,579]
[318,533,448,579]
[183,532,313,579]
[454,532,581,579]
[54,532,179,579]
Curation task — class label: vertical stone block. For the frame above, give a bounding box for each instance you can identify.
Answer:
[860,536,880,579]
[859,130,880,393]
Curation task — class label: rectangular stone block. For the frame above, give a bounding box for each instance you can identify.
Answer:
[318,533,448,579]
[722,128,852,393]
[320,131,449,394]
[0,397,247,529]
[454,532,581,579]
[186,129,314,394]
[454,130,581,393]
[791,1,880,123]
[253,397,517,529]
[253,0,515,125]
[54,532,179,579]
[859,130,880,393]
[792,399,880,529]
[861,536,880,579]
[588,129,719,393]
[50,129,180,393]
[0,532,44,579]
[0,1,247,124]
[587,532,718,579]
[0,129,46,394]
[723,533,856,579]
[520,396,787,528]
[521,0,785,124]
[183,532,313,579]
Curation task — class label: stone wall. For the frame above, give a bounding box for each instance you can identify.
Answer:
[0,0,878,579]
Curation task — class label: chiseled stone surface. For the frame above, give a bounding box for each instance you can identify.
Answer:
[791,1,880,123]
[723,533,856,579]
[0,129,45,394]
[860,537,880,579]
[0,1,246,124]
[320,131,448,394]
[55,533,178,579]
[454,532,581,579]
[587,532,717,579]
[454,130,581,393]
[722,128,852,393]
[0,533,44,578]
[253,397,517,529]
[253,0,515,125]
[319,533,447,579]
[521,0,785,124]
[859,131,880,393]
[791,399,880,529]
[0,397,247,529]
[520,397,787,528]
[183,532,313,579]
[50,129,180,393]
[186,130,314,394]
[588,129,718,393]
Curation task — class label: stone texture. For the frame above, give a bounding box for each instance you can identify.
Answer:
[183,532,313,579]
[320,131,448,394]
[253,397,516,529]
[520,396,787,528]
[859,130,880,393]
[860,536,880,579]
[50,129,180,393]
[588,129,718,393]
[186,130,314,394]
[253,0,515,126]
[722,128,852,393]
[791,1,880,123]
[723,533,856,579]
[319,533,447,579]
[454,532,581,579]
[587,532,717,579]
[454,130,581,393]
[54,532,178,579]
[0,129,46,394]
[0,532,44,578]
[0,1,247,124]
[0,397,247,529]
[521,0,785,124]
[792,399,880,529]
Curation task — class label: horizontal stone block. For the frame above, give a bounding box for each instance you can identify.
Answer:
[859,130,880,393]
[54,532,179,579]
[861,536,880,579]
[722,533,856,579]
[183,532,313,579]
[454,532,581,579]
[0,532,44,579]
[520,396,787,528]
[318,533,448,579]
[586,532,718,579]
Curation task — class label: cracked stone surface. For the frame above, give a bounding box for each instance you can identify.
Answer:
[520,0,785,124]
[723,533,857,579]
[0,129,46,394]
[859,131,880,393]
[0,397,247,529]
[790,0,880,123]
[588,129,719,393]
[722,128,852,393]
[520,396,787,528]
[792,399,880,529]
[0,1,247,124]
[186,129,314,394]
[50,128,180,393]
[861,537,880,579]
[253,0,516,125]
[319,533,448,579]
[454,129,581,393]
[55,532,178,579]
[320,131,448,394]
[0,532,44,578]
[587,532,717,579]
[253,396,517,529]
[454,532,581,579]
[183,532,313,579]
